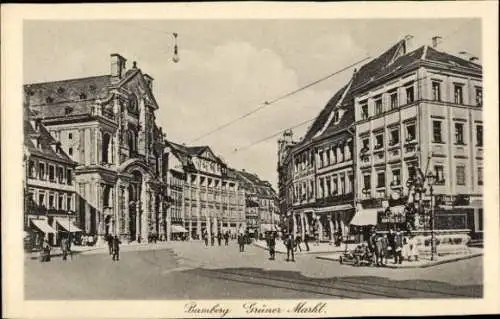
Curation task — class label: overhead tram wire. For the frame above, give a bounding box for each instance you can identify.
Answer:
[188,56,372,144]
[227,24,478,156]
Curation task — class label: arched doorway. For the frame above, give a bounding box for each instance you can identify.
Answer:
[128,170,142,241]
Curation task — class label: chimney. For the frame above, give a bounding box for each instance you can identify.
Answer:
[469,56,480,64]
[458,51,470,61]
[403,34,414,53]
[110,53,127,82]
[432,36,442,48]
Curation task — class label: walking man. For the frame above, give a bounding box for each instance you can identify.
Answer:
[61,236,69,261]
[203,230,209,247]
[394,231,404,264]
[217,231,222,246]
[112,235,121,261]
[304,232,310,251]
[224,231,229,246]
[285,233,295,262]
[268,232,276,260]
[106,234,113,255]
[210,232,215,246]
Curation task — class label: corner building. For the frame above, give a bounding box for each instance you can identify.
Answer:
[25,54,168,243]
[353,39,483,235]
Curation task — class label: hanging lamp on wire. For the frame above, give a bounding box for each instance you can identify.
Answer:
[172,32,180,63]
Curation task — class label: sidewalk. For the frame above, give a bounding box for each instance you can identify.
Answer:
[25,241,173,259]
[253,239,357,255]
[316,247,483,268]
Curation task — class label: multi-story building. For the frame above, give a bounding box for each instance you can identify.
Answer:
[24,54,168,243]
[163,141,246,240]
[24,107,80,246]
[353,37,482,235]
[232,169,279,236]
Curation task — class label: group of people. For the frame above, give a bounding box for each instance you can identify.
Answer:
[359,228,419,266]
[105,234,122,261]
[265,232,308,262]
[202,229,231,247]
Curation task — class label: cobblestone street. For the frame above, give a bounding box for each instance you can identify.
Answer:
[25,241,482,299]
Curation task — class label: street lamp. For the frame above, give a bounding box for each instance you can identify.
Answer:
[426,171,437,261]
[67,210,73,244]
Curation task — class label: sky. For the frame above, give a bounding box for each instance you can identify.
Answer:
[23,19,481,189]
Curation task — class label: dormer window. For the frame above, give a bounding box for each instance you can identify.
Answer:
[46,96,54,104]
[79,93,87,100]
[65,106,73,115]
[57,87,65,94]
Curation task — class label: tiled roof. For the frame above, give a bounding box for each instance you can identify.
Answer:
[233,169,277,198]
[166,140,194,168]
[425,46,482,71]
[24,113,75,165]
[25,75,111,107]
[299,40,407,146]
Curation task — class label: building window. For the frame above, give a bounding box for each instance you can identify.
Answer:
[340,176,345,194]
[375,97,383,115]
[363,174,371,190]
[48,195,55,209]
[454,84,463,104]
[456,165,466,185]
[390,91,398,110]
[391,169,401,186]
[374,134,384,149]
[433,120,443,143]
[57,166,64,183]
[408,165,417,180]
[28,160,36,178]
[376,171,385,188]
[406,85,414,104]
[475,87,482,107]
[405,123,416,142]
[478,167,483,186]
[48,165,55,182]
[38,193,45,207]
[67,169,73,185]
[361,138,369,152]
[319,178,324,198]
[435,165,445,184]
[38,162,45,180]
[318,151,324,168]
[476,125,483,147]
[455,122,465,145]
[326,178,331,196]
[58,194,64,210]
[69,147,73,156]
[432,81,441,101]
[69,132,73,140]
[361,103,369,120]
[389,128,399,146]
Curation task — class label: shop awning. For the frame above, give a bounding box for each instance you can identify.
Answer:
[350,208,379,226]
[31,219,57,234]
[171,225,188,233]
[55,218,83,232]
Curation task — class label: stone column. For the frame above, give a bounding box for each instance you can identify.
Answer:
[124,184,130,239]
[329,217,334,242]
[300,212,305,239]
[151,192,157,236]
[167,202,172,242]
[136,201,141,241]
[141,184,150,241]
[112,185,118,236]
[159,195,165,240]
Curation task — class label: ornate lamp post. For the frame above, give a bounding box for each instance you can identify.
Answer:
[426,171,437,261]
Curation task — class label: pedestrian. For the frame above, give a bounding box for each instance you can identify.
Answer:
[61,236,68,261]
[40,238,51,262]
[285,234,295,262]
[224,231,229,246]
[112,235,121,261]
[106,234,113,255]
[238,234,245,252]
[203,230,209,247]
[294,234,302,252]
[269,232,276,260]
[217,231,222,246]
[394,231,403,264]
[210,233,215,246]
[304,232,310,251]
